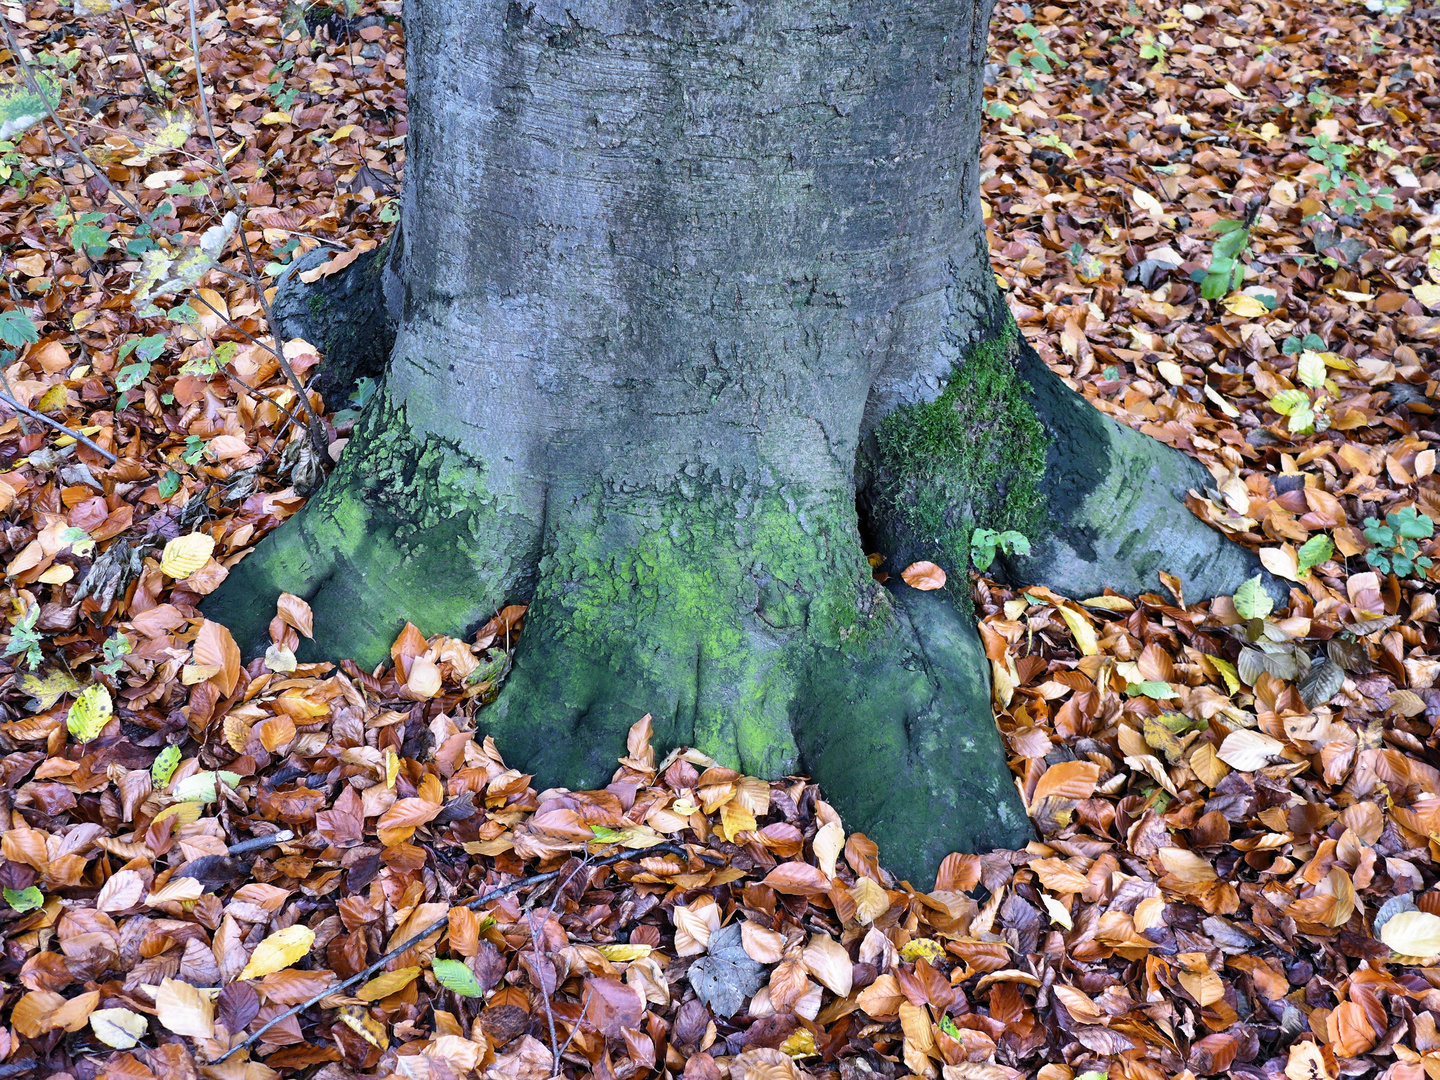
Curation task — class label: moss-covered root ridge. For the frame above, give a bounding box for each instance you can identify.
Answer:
[480,480,1032,888]
[868,320,1047,590]
[203,390,539,665]
[871,317,1282,606]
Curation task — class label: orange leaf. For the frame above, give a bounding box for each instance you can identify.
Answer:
[762,861,830,896]
[193,619,241,697]
[1031,760,1101,804]
[13,990,64,1037]
[449,907,481,957]
[276,592,314,638]
[376,797,442,846]
[258,715,297,753]
[1327,1000,1377,1057]
[900,561,947,591]
[391,622,428,679]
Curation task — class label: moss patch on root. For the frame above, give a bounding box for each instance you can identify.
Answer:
[871,318,1049,586]
[482,470,886,785]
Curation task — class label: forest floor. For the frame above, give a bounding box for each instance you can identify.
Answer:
[0,1,1438,1080]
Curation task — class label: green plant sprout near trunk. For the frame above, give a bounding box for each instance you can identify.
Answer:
[207,0,1281,887]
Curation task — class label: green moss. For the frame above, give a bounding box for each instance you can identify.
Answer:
[206,387,538,666]
[872,318,1048,585]
[483,472,888,783]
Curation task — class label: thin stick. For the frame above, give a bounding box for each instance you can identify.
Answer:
[527,854,596,1069]
[0,389,118,463]
[216,842,691,1062]
[186,0,327,458]
[0,15,143,219]
[119,11,160,101]
[227,829,294,856]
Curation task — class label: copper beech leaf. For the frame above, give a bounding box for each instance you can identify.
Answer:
[900,560,947,590]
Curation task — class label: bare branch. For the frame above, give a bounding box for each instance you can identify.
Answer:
[215,842,690,1063]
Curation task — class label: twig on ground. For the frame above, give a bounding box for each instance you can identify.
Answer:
[226,830,295,856]
[526,852,598,1070]
[1,14,144,219]
[185,0,328,460]
[119,11,160,100]
[0,390,118,463]
[216,842,691,1062]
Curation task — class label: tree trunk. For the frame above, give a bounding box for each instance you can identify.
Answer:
[208,0,1276,885]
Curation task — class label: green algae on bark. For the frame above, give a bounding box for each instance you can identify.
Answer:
[205,388,538,667]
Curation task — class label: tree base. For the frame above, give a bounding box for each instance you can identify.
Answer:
[272,237,399,411]
[1006,343,1285,603]
[207,392,538,666]
[209,411,1033,888]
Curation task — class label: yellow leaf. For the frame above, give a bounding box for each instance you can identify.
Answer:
[596,943,653,962]
[813,820,844,879]
[779,1028,818,1059]
[1259,545,1300,582]
[1413,283,1440,309]
[596,944,653,967]
[849,877,891,924]
[22,668,78,709]
[1223,293,1270,318]
[357,965,421,1001]
[38,564,73,584]
[240,924,315,980]
[160,532,215,579]
[899,938,943,962]
[1057,605,1098,656]
[90,1007,148,1049]
[1131,187,1166,218]
[1040,892,1073,929]
[1380,909,1440,957]
[67,683,113,743]
[718,800,756,842]
[1204,383,1240,418]
[329,124,356,142]
[338,1005,389,1050]
[1155,360,1185,386]
[155,978,214,1039]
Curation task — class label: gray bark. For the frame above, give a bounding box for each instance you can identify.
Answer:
[209,0,1276,886]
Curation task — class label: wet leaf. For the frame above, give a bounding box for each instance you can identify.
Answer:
[901,561,947,590]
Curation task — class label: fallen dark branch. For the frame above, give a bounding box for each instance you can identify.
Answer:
[0,390,118,464]
[226,830,295,856]
[215,841,693,1062]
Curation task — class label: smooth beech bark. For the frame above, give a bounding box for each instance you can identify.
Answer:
[209,0,1276,885]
